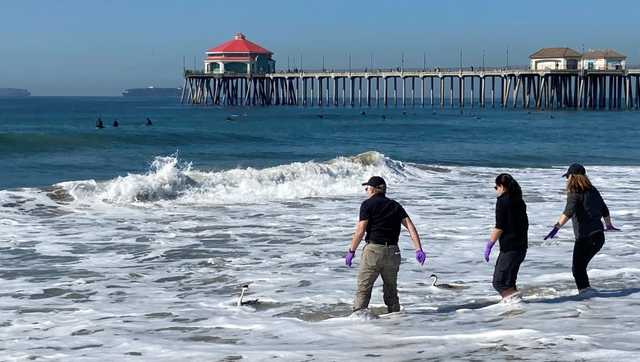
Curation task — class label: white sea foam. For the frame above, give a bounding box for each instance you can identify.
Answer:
[1,152,640,361]
[58,156,196,204]
[55,151,413,205]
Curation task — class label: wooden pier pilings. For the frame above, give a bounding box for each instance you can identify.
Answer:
[181,69,640,110]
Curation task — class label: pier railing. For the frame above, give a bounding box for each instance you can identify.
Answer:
[271,65,531,74]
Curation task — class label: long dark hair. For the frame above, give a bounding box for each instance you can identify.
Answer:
[566,174,593,193]
[495,173,523,202]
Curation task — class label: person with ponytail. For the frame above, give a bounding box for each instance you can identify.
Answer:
[484,173,529,300]
[544,163,619,294]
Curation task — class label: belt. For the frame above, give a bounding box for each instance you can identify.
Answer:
[366,240,398,246]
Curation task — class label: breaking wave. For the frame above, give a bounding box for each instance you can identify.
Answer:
[55,151,424,205]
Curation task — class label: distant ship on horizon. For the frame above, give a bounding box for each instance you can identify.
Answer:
[122,86,182,97]
[0,88,30,97]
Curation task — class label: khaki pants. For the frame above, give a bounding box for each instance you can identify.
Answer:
[353,243,401,313]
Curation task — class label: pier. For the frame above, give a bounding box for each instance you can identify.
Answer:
[181,68,640,110]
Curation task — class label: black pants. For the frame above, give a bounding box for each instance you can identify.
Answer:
[572,232,605,290]
[493,249,527,293]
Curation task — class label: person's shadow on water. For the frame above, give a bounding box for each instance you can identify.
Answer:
[408,287,640,315]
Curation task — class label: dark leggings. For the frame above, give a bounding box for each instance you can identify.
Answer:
[492,249,527,293]
[572,232,605,290]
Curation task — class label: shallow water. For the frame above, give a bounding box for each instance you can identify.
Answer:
[1,150,639,361]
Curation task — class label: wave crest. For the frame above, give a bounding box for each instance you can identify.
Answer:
[58,156,196,204]
[56,151,417,205]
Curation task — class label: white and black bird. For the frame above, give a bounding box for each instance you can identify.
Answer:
[237,284,260,306]
[429,274,466,290]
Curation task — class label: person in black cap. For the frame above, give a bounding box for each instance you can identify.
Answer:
[345,176,426,313]
[544,163,620,294]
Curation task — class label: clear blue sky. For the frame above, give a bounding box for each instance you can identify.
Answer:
[1,0,638,95]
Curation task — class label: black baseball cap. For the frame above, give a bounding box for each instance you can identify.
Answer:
[562,163,586,178]
[362,176,386,188]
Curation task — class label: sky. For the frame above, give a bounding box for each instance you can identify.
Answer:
[1,0,639,96]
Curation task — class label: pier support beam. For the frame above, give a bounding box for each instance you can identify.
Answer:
[458,77,463,108]
[310,77,315,106]
[393,77,398,107]
[302,78,307,106]
[340,77,344,107]
[358,77,363,107]
[350,77,355,107]
[383,77,388,107]
[491,77,495,108]
[513,76,521,108]
[430,77,434,107]
[440,77,444,108]
[449,77,454,107]
[480,77,485,107]
[326,76,330,106]
[402,77,406,107]
[470,77,474,108]
[367,77,371,107]
[411,77,415,107]
[376,77,380,107]
[421,77,425,107]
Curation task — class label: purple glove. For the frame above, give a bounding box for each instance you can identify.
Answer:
[345,249,355,267]
[544,226,560,240]
[484,241,495,262]
[415,249,426,265]
[605,224,620,231]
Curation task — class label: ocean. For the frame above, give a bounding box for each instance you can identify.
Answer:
[1,97,639,360]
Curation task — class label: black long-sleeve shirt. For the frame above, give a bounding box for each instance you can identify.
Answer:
[563,187,609,240]
[495,194,529,251]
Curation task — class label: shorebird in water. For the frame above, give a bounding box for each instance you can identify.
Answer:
[237,284,260,306]
[429,274,466,290]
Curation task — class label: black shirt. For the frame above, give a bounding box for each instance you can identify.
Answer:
[359,194,408,244]
[563,187,609,240]
[495,194,528,251]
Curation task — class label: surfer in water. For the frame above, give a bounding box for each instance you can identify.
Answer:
[345,176,426,313]
[543,164,620,294]
[145,117,153,126]
[96,118,104,129]
[484,174,528,301]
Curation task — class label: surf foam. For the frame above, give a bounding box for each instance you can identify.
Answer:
[55,151,420,205]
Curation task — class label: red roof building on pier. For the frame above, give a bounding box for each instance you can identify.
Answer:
[204,33,275,75]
